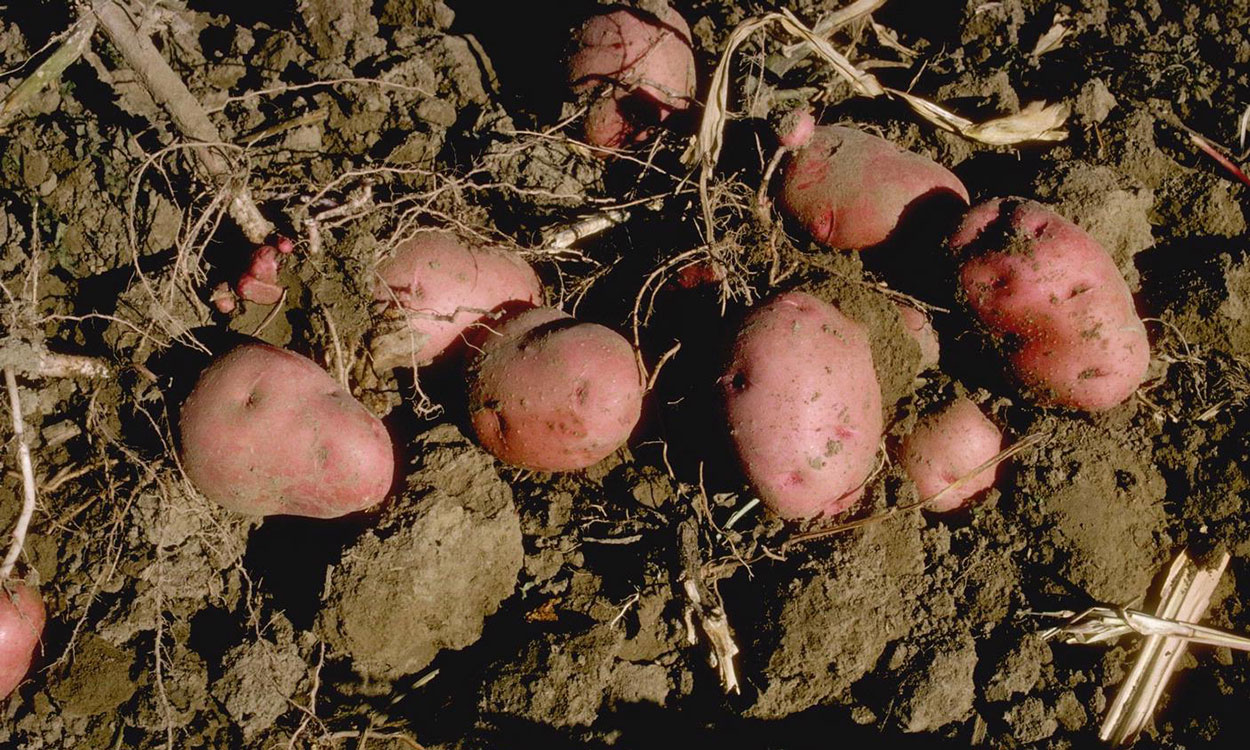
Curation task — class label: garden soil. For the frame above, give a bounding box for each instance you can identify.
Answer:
[0,0,1249,748]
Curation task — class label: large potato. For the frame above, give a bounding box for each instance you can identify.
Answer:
[950,198,1150,411]
[372,232,543,367]
[466,307,643,471]
[567,2,696,149]
[720,292,883,520]
[0,583,44,698]
[778,125,969,250]
[899,397,1003,513]
[180,343,394,518]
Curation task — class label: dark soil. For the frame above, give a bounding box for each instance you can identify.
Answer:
[1,1,1248,748]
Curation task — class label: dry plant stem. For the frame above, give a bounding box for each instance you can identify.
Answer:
[1099,551,1230,746]
[1186,130,1250,188]
[678,517,741,694]
[540,208,632,249]
[778,0,886,58]
[0,369,37,579]
[0,14,98,133]
[93,0,273,243]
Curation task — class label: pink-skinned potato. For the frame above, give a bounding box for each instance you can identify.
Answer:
[180,343,394,518]
[467,307,644,472]
[951,198,1150,411]
[567,3,696,149]
[778,125,969,250]
[720,291,883,520]
[372,232,543,367]
[899,397,1004,512]
[0,583,44,698]
[895,302,941,372]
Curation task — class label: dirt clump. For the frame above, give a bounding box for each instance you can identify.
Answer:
[317,424,523,684]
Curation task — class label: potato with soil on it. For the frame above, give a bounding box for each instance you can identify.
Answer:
[894,301,941,372]
[720,291,883,520]
[899,396,1004,513]
[567,2,696,150]
[778,125,970,250]
[0,583,45,698]
[466,307,643,471]
[371,231,544,368]
[950,197,1150,411]
[179,343,394,518]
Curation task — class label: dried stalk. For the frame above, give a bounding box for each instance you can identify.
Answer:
[1,369,38,579]
[1100,551,1230,746]
[1037,551,1237,746]
[686,9,1068,170]
[0,14,98,133]
[93,0,273,243]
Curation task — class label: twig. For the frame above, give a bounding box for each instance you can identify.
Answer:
[1184,128,1250,189]
[1,369,37,579]
[540,208,633,249]
[678,518,741,694]
[93,0,274,243]
[0,14,98,133]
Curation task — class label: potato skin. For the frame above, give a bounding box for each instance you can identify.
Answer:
[567,3,696,149]
[895,302,941,372]
[778,125,969,250]
[899,397,1003,512]
[951,198,1150,411]
[467,307,643,472]
[372,232,543,365]
[0,583,44,698]
[179,343,394,518]
[720,292,883,520]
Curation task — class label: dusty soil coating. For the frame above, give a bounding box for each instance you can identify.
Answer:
[0,0,1248,748]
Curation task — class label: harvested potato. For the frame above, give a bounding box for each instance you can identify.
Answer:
[179,343,394,518]
[567,2,696,150]
[371,232,543,368]
[778,125,969,250]
[950,198,1150,411]
[720,291,883,520]
[0,583,44,698]
[899,397,1004,512]
[895,301,941,372]
[466,307,643,471]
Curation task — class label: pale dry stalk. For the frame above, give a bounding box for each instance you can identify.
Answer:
[0,369,37,579]
[93,0,273,243]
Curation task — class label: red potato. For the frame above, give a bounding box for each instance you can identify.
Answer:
[895,302,941,372]
[372,232,543,366]
[950,198,1150,411]
[466,307,644,472]
[567,3,696,150]
[899,397,1003,512]
[0,583,44,698]
[778,125,970,250]
[720,292,883,520]
[179,343,394,518]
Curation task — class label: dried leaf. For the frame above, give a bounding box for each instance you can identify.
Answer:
[1030,12,1070,57]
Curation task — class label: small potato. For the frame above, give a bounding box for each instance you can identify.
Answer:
[895,302,941,372]
[778,125,969,250]
[0,583,45,698]
[720,292,883,520]
[567,3,696,149]
[180,343,394,518]
[372,232,543,367]
[899,397,1003,512]
[951,198,1150,411]
[466,307,643,471]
